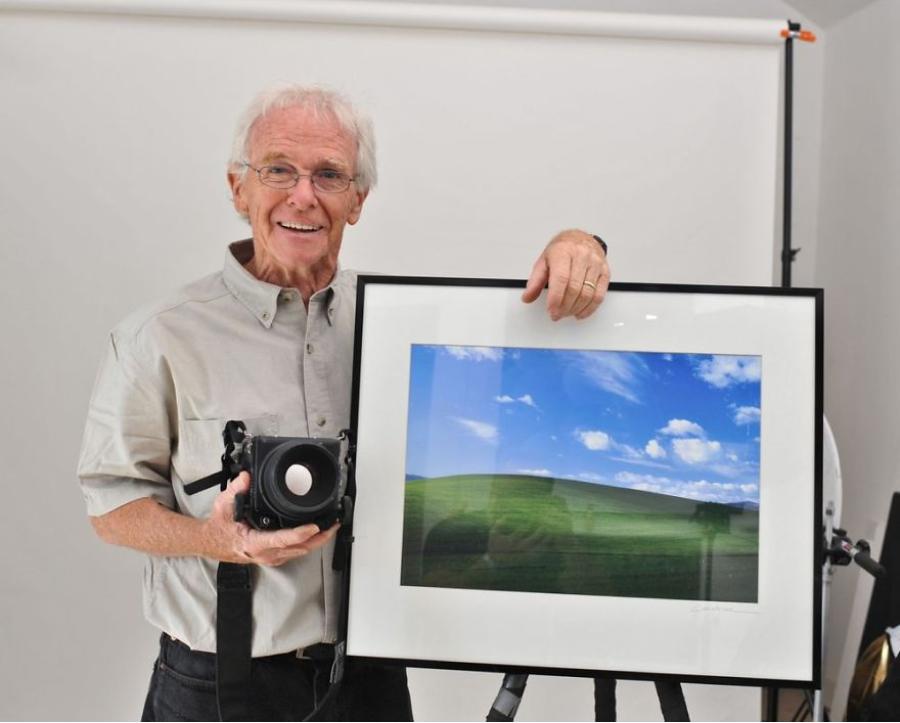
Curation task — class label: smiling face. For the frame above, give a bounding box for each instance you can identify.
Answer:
[228,105,367,288]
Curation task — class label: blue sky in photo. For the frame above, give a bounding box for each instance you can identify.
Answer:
[405,345,762,506]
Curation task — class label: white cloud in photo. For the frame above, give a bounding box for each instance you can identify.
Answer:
[453,417,498,443]
[733,405,761,425]
[612,442,670,469]
[445,346,503,362]
[645,439,667,459]
[575,430,671,469]
[576,429,611,451]
[494,393,538,410]
[672,438,721,464]
[709,463,740,478]
[610,456,671,470]
[614,471,759,505]
[615,471,655,485]
[618,444,644,460]
[571,351,648,404]
[517,468,552,477]
[659,418,704,437]
[695,355,761,388]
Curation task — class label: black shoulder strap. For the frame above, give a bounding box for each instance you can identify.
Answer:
[215,562,252,722]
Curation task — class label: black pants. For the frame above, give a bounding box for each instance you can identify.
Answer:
[141,635,413,722]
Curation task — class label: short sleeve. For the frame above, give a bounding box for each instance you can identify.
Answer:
[77,328,177,516]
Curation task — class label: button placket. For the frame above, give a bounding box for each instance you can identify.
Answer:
[304,316,317,432]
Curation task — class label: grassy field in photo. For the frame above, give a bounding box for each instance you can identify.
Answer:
[401,474,759,602]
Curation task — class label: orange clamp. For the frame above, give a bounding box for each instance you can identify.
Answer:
[781,28,817,42]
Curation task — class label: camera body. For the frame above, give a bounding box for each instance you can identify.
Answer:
[223,422,345,530]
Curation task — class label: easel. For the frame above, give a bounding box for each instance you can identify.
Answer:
[485,673,689,722]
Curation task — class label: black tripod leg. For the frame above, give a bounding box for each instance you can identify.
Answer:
[654,680,689,722]
[486,673,529,721]
[594,676,617,721]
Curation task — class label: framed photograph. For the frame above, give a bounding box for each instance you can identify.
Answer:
[346,277,822,687]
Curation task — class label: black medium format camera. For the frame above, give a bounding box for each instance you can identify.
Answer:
[189,420,351,531]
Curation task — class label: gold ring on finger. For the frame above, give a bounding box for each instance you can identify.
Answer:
[582,280,597,291]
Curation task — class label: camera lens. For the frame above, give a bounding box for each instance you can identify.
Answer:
[258,441,341,524]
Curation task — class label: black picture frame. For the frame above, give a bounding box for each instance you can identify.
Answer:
[346,277,823,688]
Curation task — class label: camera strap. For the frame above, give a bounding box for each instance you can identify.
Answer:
[184,421,248,496]
[215,562,253,722]
[211,529,355,723]
[205,424,356,722]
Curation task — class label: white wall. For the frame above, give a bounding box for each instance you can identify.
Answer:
[813,0,900,717]
[0,1,828,721]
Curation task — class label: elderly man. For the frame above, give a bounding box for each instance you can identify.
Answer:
[78,85,610,722]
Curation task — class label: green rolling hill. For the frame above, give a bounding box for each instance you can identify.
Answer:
[401,474,758,603]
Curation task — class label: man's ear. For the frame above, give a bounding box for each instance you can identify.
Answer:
[348,189,369,226]
[228,170,248,216]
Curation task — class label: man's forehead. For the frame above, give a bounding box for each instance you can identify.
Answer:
[248,106,356,162]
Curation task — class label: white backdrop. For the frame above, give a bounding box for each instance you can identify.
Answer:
[0,1,788,719]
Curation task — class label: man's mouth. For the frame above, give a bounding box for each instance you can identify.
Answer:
[277,221,324,233]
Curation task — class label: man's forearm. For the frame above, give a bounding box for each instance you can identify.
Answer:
[90,497,234,561]
[89,476,340,567]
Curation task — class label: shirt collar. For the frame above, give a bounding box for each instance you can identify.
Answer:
[222,239,340,328]
[223,240,281,328]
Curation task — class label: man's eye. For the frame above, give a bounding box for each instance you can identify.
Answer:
[316,169,344,180]
[266,165,294,176]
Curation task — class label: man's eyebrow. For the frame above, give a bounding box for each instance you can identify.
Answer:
[258,152,293,165]
[318,157,352,171]
[256,153,351,171]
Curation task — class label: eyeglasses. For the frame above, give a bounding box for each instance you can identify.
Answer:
[242,162,356,193]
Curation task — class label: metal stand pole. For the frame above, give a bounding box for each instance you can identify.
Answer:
[780,21,799,288]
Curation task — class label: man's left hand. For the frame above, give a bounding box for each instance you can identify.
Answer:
[522,229,610,321]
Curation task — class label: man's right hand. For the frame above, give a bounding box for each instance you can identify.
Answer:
[205,471,340,567]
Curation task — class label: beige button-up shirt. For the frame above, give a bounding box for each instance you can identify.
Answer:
[77,240,356,656]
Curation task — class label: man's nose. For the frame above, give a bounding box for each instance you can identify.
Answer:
[287,176,318,209]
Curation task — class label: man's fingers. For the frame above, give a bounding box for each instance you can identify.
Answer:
[574,270,610,319]
[570,273,600,317]
[211,471,249,521]
[545,258,573,320]
[574,288,605,320]
[229,471,250,493]
[281,522,340,552]
[240,521,340,566]
[521,256,548,304]
[265,523,322,549]
[532,229,610,320]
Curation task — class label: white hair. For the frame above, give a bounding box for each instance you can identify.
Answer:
[229,83,377,192]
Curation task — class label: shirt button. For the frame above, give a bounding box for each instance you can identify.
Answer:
[316,417,327,427]
[262,311,270,321]
[306,343,314,354]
